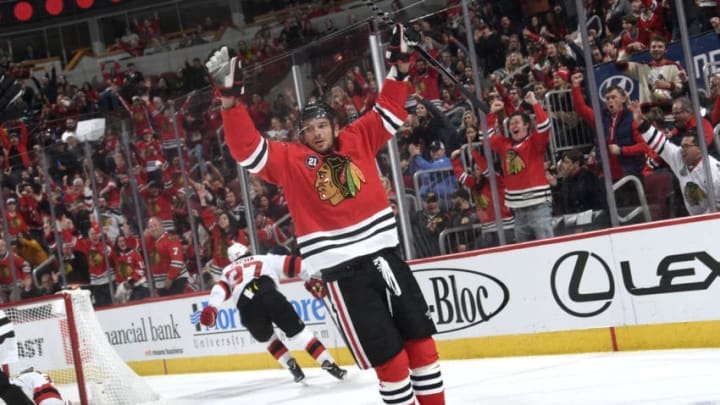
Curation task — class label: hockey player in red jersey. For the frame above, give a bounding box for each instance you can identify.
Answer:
[206,23,444,405]
[197,242,347,383]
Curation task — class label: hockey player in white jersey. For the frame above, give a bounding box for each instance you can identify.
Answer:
[11,368,69,405]
[0,309,35,405]
[197,242,347,383]
[0,312,68,405]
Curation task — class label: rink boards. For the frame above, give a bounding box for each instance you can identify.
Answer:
[60,213,720,375]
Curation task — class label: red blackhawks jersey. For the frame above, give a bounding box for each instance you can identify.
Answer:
[144,232,187,287]
[451,150,514,230]
[207,254,301,308]
[0,252,30,286]
[487,103,552,209]
[112,248,146,284]
[199,207,249,278]
[222,78,408,274]
[74,239,112,286]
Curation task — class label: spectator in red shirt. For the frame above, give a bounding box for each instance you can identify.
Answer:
[5,198,28,239]
[144,216,188,296]
[248,93,272,130]
[112,234,149,303]
[74,225,113,307]
[0,238,31,302]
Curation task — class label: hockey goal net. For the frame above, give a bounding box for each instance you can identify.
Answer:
[1,290,162,405]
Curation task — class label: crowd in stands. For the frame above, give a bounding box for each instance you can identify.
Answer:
[2,0,720,307]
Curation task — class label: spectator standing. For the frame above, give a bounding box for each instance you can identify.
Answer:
[571,72,647,181]
[632,101,720,214]
[410,96,459,155]
[450,127,515,247]
[144,216,188,296]
[121,63,145,100]
[4,198,29,239]
[409,140,458,207]
[473,21,505,74]
[487,91,554,242]
[112,234,149,303]
[2,124,31,188]
[0,238,30,302]
[669,97,716,156]
[119,95,154,139]
[74,225,113,307]
[197,186,249,280]
[616,35,684,112]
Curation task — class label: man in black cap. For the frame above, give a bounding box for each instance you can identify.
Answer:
[448,188,479,252]
[408,140,457,209]
[411,191,449,258]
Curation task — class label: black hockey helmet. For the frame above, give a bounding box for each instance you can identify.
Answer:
[298,101,335,135]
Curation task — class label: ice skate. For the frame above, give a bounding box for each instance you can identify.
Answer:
[321,360,347,380]
[287,358,305,383]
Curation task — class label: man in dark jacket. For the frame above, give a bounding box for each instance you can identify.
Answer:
[549,149,605,215]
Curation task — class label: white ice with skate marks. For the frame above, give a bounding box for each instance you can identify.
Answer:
[127,348,720,405]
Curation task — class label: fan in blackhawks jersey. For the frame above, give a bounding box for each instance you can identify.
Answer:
[207,23,444,405]
[195,242,347,383]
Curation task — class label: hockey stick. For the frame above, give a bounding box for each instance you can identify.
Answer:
[363,0,489,113]
[363,0,459,82]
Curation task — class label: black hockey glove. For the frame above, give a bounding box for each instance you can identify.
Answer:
[0,66,27,122]
[205,46,244,97]
[385,23,420,63]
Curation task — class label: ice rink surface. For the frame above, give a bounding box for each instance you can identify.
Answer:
[144,348,720,405]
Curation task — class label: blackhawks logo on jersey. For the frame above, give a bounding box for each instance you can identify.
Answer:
[117,261,132,278]
[150,250,160,265]
[506,150,526,175]
[150,201,160,215]
[684,182,705,206]
[473,192,489,210]
[0,264,8,280]
[314,154,366,206]
[90,251,103,266]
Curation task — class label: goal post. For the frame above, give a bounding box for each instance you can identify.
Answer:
[1,290,163,405]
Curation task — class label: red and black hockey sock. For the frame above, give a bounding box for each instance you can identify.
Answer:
[33,383,63,404]
[305,336,332,364]
[267,334,293,368]
[375,349,416,405]
[290,328,334,365]
[406,338,445,405]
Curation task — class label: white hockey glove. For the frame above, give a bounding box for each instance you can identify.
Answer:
[205,46,244,97]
